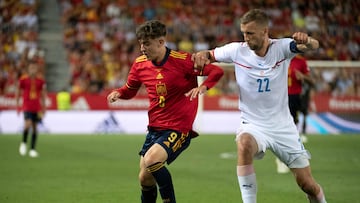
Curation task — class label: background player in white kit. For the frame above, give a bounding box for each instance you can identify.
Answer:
[192,9,327,203]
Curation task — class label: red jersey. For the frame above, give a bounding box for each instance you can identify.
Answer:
[19,75,46,112]
[116,48,223,132]
[288,55,309,95]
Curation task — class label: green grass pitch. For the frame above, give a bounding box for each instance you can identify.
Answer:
[0,134,360,203]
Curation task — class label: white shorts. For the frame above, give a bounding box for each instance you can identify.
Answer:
[235,120,311,168]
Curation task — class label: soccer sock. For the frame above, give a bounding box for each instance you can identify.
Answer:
[147,162,175,203]
[237,165,257,203]
[141,184,157,203]
[307,185,327,203]
[22,129,29,143]
[302,120,307,134]
[30,132,37,150]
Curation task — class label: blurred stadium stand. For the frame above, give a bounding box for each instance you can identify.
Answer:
[38,0,69,92]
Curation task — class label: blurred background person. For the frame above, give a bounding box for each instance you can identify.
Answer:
[276,54,315,174]
[16,61,46,158]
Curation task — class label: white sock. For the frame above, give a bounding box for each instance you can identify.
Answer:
[308,185,326,203]
[237,165,257,203]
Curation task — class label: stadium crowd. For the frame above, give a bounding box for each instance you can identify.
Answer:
[1,0,360,96]
[0,0,45,95]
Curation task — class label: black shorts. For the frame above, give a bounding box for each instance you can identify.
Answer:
[24,111,42,123]
[300,94,310,115]
[139,127,192,164]
[288,94,301,124]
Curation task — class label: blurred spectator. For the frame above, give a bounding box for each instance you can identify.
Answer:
[333,68,355,96]
[57,0,360,96]
[0,0,44,96]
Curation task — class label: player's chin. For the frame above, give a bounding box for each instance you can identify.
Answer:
[144,54,153,60]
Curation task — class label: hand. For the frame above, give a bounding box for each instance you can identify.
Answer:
[191,51,211,71]
[292,32,309,45]
[107,91,121,103]
[295,70,304,80]
[185,85,207,101]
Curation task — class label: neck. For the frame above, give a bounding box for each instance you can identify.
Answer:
[255,38,270,57]
[154,46,167,63]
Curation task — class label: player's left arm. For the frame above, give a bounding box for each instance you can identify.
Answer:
[302,72,315,87]
[185,63,224,100]
[292,32,319,52]
[200,63,224,89]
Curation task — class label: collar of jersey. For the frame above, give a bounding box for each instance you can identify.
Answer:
[152,47,171,67]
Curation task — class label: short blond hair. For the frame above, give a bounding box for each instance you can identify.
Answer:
[240,9,269,27]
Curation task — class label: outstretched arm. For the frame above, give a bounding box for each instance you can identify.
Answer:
[191,50,216,70]
[185,63,224,101]
[293,32,319,52]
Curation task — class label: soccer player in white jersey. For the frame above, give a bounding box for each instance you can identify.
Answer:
[192,9,327,203]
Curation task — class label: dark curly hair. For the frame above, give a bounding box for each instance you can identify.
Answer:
[136,20,167,40]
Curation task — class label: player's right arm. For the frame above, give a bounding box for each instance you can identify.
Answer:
[292,32,319,52]
[107,91,121,103]
[191,50,216,70]
[107,62,142,103]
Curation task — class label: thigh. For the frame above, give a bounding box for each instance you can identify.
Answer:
[270,127,310,167]
[139,129,192,165]
[24,111,41,123]
[235,122,271,160]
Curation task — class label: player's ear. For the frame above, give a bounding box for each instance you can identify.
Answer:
[263,27,268,35]
[158,37,165,46]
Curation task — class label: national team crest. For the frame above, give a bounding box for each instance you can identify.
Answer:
[156,83,167,96]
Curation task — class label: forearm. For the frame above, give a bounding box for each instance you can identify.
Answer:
[201,64,224,89]
[297,36,319,52]
[303,74,315,86]
[205,50,216,63]
[115,85,138,100]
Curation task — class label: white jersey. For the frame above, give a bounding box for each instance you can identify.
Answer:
[214,38,297,129]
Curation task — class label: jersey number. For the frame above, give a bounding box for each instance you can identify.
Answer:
[159,96,165,107]
[257,78,271,92]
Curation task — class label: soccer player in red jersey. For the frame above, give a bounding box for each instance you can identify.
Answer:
[16,62,47,158]
[107,20,224,203]
[288,55,314,142]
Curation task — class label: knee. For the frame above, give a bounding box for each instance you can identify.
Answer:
[139,169,155,186]
[237,134,256,156]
